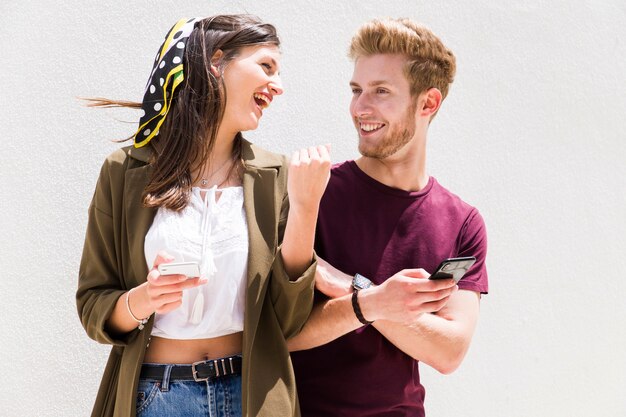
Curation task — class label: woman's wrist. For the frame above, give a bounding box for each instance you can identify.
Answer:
[126,284,153,324]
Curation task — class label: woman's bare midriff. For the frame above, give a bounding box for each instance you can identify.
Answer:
[143,332,243,364]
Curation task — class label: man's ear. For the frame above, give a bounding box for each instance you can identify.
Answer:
[418,88,443,118]
[210,50,224,77]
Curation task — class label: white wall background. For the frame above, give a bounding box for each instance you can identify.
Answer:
[1,1,625,416]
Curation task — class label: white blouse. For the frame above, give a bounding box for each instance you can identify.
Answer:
[144,185,249,339]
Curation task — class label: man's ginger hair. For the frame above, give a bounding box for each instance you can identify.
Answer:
[349,18,456,100]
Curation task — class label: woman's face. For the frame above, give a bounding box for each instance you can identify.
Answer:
[218,44,283,137]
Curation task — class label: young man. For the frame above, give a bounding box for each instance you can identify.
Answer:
[289,18,488,416]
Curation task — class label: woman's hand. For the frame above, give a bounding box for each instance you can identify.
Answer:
[131,252,206,317]
[288,145,331,213]
[106,251,206,335]
[279,145,331,280]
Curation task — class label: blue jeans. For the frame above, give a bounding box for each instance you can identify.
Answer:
[136,364,242,417]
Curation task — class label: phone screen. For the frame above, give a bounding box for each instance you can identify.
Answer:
[429,257,476,283]
[158,262,200,277]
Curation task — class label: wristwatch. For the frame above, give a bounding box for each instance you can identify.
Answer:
[351,273,373,325]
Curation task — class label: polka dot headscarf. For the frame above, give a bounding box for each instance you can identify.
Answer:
[133,18,200,148]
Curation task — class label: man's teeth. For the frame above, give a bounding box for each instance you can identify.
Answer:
[254,93,270,109]
[361,123,384,132]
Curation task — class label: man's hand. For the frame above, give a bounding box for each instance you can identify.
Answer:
[358,269,457,325]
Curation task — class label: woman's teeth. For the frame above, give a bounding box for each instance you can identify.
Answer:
[254,93,271,109]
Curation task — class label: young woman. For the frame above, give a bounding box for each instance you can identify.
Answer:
[77,15,330,417]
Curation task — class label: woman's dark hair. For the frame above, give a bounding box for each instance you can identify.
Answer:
[86,15,280,210]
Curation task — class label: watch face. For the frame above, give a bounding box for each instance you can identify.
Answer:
[353,273,372,290]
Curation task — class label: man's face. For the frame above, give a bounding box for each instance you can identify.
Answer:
[349,54,418,159]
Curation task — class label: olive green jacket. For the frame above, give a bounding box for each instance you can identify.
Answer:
[77,139,316,417]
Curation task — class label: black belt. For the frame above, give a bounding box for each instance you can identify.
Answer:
[140,355,242,382]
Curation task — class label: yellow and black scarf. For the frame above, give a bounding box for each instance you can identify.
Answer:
[133,18,199,148]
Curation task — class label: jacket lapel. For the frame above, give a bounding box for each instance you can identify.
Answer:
[124,146,156,285]
[241,139,285,339]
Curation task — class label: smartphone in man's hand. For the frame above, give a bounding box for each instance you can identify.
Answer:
[429,257,476,283]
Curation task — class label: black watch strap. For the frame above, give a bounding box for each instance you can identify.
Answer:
[351,288,373,325]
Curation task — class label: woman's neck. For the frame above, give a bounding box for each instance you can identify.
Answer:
[193,133,240,188]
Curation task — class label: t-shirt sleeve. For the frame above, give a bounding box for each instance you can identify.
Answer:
[456,208,489,294]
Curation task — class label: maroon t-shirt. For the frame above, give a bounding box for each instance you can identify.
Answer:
[291,161,488,417]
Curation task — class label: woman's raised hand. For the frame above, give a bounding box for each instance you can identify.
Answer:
[280,146,331,279]
[288,145,331,212]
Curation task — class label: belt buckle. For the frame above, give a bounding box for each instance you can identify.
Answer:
[191,360,209,382]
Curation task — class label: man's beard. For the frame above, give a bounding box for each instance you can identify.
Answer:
[358,105,416,160]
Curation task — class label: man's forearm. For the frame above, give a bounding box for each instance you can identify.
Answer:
[373,290,481,374]
[290,258,479,371]
[287,294,362,351]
